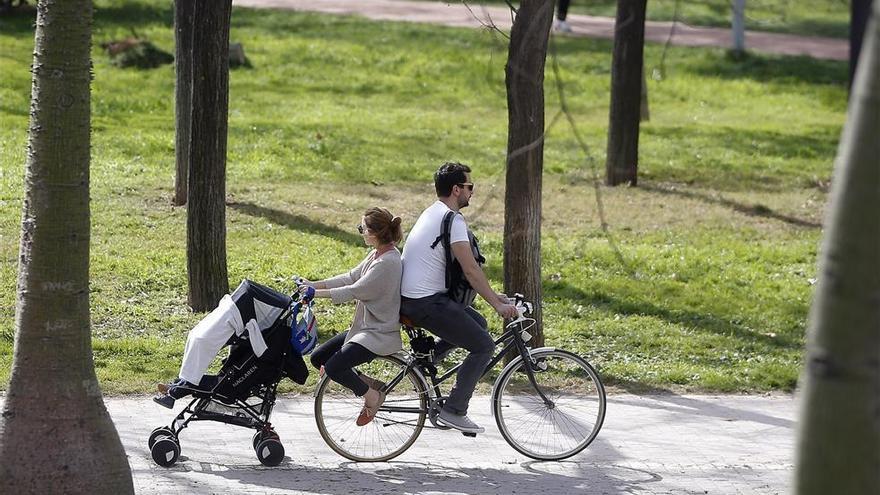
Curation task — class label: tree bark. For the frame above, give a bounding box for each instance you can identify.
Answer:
[794,3,880,493]
[640,65,649,121]
[503,0,554,348]
[605,0,646,186]
[173,0,195,206]
[850,0,873,92]
[0,1,133,492]
[187,1,232,311]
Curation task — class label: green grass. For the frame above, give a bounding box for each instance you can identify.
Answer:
[0,1,847,394]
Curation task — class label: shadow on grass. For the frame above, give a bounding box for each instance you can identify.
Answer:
[545,281,802,351]
[0,4,35,34]
[642,124,839,191]
[639,182,822,229]
[690,50,847,86]
[228,201,363,247]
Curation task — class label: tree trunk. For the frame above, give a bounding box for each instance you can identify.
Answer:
[503,0,554,348]
[850,0,873,91]
[732,0,746,54]
[173,0,195,206]
[187,1,232,311]
[794,3,880,493]
[0,1,134,492]
[640,65,649,121]
[605,0,646,186]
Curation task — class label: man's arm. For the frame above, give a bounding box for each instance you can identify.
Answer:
[450,241,518,319]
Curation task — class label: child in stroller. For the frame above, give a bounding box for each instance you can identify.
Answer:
[148,279,316,467]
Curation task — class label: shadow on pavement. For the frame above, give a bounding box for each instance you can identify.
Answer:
[186,459,664,494]
[613,393,796,429]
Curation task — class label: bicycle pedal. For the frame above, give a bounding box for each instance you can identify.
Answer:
[462,432,477,438]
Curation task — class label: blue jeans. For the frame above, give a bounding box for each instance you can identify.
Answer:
[401,293,493,415]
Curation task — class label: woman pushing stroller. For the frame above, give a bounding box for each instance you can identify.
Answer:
[155,206,404,427]
[303,206,403,426]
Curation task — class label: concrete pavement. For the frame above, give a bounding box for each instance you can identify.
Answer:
[110,393,796,494]
[232,0,847,61]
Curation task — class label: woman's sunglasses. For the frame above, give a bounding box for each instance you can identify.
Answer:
[357,224,367,234]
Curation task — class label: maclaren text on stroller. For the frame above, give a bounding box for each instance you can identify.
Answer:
[149,279,318,467]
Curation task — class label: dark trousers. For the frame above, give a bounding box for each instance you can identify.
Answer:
[310,331,374,397]
[401,293,493,415]
[557,0,570,20]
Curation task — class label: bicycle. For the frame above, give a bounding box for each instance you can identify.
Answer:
[313,294,606,462]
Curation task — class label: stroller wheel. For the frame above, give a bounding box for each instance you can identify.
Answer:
[252,429,280,450]
[255,437,285,467]
[148,426,175,450]
[151,436,181,467]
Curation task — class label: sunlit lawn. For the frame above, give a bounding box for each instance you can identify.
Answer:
[0,1,846,393]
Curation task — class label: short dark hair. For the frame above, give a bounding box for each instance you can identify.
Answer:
[434,162,471,197]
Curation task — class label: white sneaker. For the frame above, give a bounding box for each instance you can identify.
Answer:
[437,409,485,434]
[554,20,572,33]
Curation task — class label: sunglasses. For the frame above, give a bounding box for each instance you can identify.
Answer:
[457,182,474,191]
[357,224,367,235]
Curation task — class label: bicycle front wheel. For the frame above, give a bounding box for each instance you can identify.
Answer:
[314,354,428,462]
[493,348,606,461]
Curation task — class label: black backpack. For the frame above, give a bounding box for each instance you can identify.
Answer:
[430,210,485,307]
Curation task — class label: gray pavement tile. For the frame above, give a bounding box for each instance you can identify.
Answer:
[104,393,796,494]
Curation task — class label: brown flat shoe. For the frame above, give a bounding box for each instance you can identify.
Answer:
[356,389,386,426]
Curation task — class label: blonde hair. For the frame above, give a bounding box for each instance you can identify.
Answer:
[363,207,403,245]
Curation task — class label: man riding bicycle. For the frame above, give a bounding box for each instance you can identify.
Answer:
[400,162,518,434]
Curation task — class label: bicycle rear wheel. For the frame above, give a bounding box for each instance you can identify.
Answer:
[493,348,606,460]
[314,354,428,462]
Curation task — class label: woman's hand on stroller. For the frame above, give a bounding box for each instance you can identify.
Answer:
[293,276,317,302]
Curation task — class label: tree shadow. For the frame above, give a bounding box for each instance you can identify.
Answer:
[609,392,796,429]
[228,201,363,247]
[642,124,839,192]
[545,281,802,351]
[0,3,35,34]
[639,182,822,229]
[198,459,663,494]
[689,50,847,86]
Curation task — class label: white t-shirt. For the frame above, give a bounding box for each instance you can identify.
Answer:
[401,200,469,298]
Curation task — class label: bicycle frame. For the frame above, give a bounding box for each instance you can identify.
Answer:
[380,316,552,417]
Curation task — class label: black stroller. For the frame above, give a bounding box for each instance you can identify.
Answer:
[148,280,314,467]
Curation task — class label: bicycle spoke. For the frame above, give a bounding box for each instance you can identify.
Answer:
[493,349,606,460]
[315,355,427,462]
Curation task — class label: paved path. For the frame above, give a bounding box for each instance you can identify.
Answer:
[233,0,847,61]
[108,393,796,494]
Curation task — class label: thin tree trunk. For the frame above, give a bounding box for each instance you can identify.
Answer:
[187,1,232,311]
[605,0,646,186]
[173,0,195,206]
[640,65,649,121]
[0,1,133,492]
[794,4,880,493]
[850,0,873,91]
[503,0,554,348]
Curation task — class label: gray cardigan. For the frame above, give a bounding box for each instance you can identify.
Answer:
[322,248,403,356]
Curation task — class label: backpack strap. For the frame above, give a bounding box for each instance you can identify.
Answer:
[430,210,457,289]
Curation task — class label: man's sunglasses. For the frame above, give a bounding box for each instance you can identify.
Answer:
[457,182,474,191]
